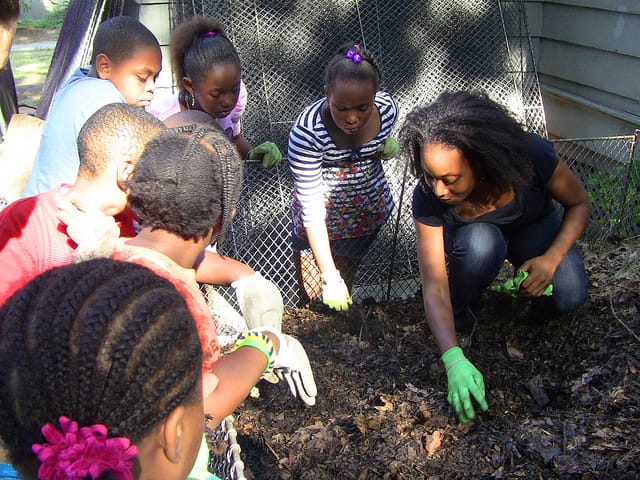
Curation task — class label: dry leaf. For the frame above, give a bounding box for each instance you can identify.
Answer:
[426,430,442,456]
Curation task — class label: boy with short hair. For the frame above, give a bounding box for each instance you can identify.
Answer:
[0,103,166,306]
[22,15,162,197]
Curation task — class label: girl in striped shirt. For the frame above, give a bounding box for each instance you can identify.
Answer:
[288,43,399,310]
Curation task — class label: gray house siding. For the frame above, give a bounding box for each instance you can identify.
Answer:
[525,0,640,138]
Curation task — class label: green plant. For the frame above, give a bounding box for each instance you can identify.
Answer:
[46,0,70,29]
[586,169,640,235]
[17,0,68,29]
[21,0,32,14]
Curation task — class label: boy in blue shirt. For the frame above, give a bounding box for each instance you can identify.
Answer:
[22,15,162,197]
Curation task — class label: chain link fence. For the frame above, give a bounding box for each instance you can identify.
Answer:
[170,0,546,146]
[214,131,640,310]
[552,131,640,241]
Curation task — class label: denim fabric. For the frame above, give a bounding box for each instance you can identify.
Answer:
[444,211,588,323]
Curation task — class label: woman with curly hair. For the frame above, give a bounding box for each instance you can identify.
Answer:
[400,90,590,424]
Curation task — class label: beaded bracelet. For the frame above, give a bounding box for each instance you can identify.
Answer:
[234,330,276,374]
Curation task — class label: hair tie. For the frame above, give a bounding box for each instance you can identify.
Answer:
[345,43,362,64]
[32,416,137,480]
[200,31,216,38]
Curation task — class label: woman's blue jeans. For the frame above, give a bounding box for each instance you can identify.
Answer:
[444,212,588,323]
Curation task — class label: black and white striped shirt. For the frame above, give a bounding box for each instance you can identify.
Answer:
[288,91,399,240]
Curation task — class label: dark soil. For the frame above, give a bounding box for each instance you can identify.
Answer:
[229,238,640,479]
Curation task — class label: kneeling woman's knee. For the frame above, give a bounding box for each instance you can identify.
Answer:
[458,223,506,262]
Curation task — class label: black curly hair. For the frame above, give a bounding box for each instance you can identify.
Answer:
[126,124,244,247]
[0,259,202,479]
[399,90,533,197]
[324,42,381,92]
[77,103,166,178]
[170,15,241,108]
[91,15,160,65]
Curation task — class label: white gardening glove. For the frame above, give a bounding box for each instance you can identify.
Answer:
[232,272,283,331]
[56,194,120,262]
[321,270,352,311]
[254,326,317,406]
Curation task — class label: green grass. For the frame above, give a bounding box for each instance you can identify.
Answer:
[18,18,61,29]
[10,47,55,108]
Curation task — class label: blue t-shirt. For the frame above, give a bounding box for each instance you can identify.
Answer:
[0,462,20,479]
[412,133,558,235]
[21,68,125,197]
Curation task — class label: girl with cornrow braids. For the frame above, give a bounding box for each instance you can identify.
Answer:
[112,124,318,416]
[149,15,282,168]
[288,42,400,311]
[0,258,204,480]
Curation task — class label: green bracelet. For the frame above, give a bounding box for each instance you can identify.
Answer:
[234,331,275,373]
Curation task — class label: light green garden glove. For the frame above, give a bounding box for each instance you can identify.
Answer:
[320,270,352,311]
[248,141,282,168]
[442,346,488,424]
[377,137,400,160]
[489,269,553,297]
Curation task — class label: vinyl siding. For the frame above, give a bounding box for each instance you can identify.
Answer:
[525,0,640,137]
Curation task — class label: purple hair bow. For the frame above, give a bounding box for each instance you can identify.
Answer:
[345,44,362,64]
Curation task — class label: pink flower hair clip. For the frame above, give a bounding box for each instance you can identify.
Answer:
[200,31,216,38]
[346,44,362,64]
[32,416,138,480]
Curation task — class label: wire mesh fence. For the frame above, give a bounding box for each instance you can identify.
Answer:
[213,130,640,311]
[552,131,640,241]
[169,0,547,147]
[207,415,247,480]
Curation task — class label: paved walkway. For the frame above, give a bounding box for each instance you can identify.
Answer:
[11,40,57,51]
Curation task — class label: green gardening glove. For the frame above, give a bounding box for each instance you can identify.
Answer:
[489,269,553,297]
[442,346,488,424]
[320,270,352,311]
[248,141,282,168]
[377,137,400,160]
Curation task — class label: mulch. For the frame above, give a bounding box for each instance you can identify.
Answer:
[226,237,640,479]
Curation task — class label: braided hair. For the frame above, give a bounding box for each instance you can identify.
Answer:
[170,15,241,109]
[0,259,202,479]
[91,16,160,65]
[399,90,532,197]
[324,42,382,92]
[126,124,244,249]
